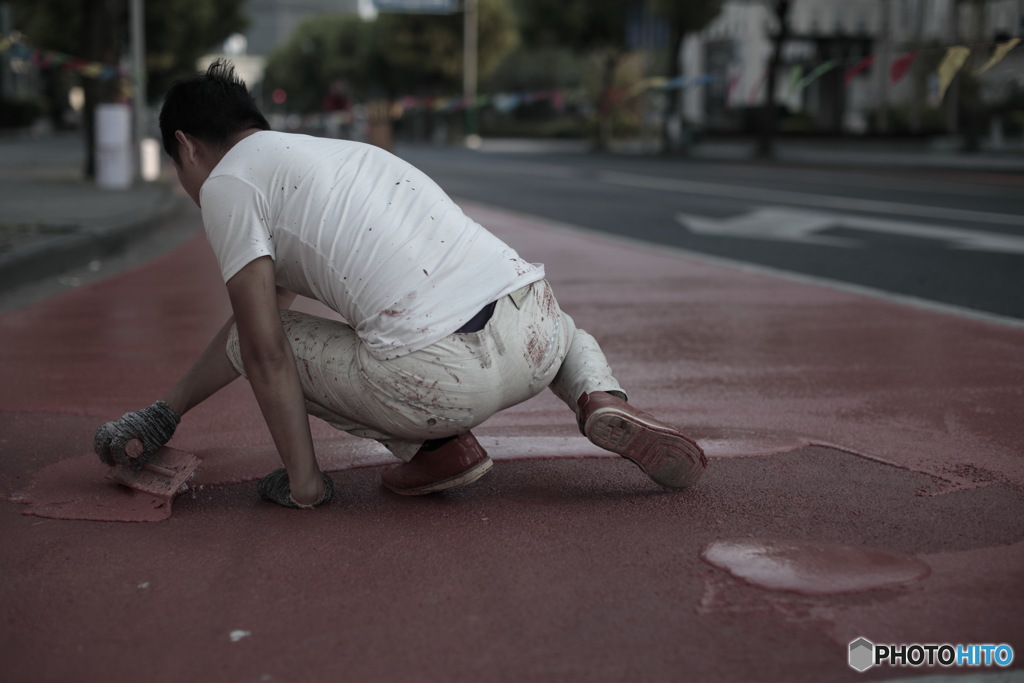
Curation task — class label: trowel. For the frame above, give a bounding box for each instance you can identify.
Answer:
[106,442,200,499]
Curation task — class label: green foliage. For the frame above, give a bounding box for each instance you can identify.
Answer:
[8,1,80,53]
[263,0,518,110]
[513,0,632,53]
[8,0,248,103]
[144,0,249,97]
[485,45,586,92]
[263,14,374,112]
[387,0,519,89]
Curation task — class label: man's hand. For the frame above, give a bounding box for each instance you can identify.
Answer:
[94,401,180,467]
[258,468,334,509]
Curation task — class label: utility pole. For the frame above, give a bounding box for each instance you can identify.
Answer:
[0,3,12,102]
[463,0,479,147]
[756,0,792,158]
[875,0,891,133]
[909,0,925,133]
[130,0,146,181]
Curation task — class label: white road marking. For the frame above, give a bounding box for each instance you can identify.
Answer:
[675,206,1024,254]
[602,170,1024,228]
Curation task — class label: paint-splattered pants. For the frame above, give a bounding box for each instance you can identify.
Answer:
[226,280,622,462]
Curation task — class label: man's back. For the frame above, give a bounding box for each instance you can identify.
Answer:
[200,131,543,360]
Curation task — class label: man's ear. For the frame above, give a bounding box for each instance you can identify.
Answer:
[174,130,197,164]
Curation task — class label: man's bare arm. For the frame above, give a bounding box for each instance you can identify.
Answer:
[225,256,324,505]
[161,317,240,417]
[161,287,295,418]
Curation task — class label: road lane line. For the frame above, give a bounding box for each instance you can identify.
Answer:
[601,170,1024,228]
[675,206,1024,253]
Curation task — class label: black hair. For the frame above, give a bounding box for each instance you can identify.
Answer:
[159,59,270,163]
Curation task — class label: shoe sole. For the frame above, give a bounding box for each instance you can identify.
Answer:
[382,457,494,496]
[584,408,707,489]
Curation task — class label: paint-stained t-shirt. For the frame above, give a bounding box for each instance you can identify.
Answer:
[200,131,544,360]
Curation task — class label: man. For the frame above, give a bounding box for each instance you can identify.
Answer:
[94,61,706,509]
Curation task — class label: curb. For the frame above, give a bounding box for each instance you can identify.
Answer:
[0,183,183,292]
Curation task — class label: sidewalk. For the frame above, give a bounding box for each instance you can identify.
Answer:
[0,132,181,292]
[1,187,1022,682]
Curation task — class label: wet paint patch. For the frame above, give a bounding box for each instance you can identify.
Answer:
[11,452,174,522]
[701,538,930,595]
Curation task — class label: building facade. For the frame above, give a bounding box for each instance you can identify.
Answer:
[681,0,1023,134]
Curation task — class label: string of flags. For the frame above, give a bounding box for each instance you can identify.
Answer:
[2,31,1019,113]
[394,38,1021,114]
[0,33,134,99]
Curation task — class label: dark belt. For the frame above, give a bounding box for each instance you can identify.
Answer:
[454,283,533,334]
[455,300,497,334]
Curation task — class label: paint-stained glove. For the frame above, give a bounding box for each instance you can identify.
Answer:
[258,468,335,509]
[94,400,180,467]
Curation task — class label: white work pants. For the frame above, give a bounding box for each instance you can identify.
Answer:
[226,280,622,461]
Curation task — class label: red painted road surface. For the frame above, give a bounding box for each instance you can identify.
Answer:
[2,201,1023,682]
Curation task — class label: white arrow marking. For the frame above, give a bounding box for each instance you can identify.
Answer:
[676,208,862,247]
[603,171,1024,227]
[675,207,1024,254]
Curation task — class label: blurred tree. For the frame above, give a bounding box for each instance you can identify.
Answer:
[513,0,635,150]
[375,0,517,96]
[649,0,722,153]
[144,0,249,98]
[263,14,374,113]
[263,0,518,112]
[9,0,247,176]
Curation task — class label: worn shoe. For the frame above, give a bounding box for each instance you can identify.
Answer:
[577,391,707,489]
[381,432,493,496]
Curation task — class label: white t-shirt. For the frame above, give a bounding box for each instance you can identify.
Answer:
[200,132,544,360]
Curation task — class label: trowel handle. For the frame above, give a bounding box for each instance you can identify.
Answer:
[125,439,145,459]
[143,463,179,478]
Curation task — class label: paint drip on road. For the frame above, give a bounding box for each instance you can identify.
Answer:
[701,537,930,595]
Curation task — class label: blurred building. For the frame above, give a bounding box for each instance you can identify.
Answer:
[243,0,363,56]
[681,0,1024,135]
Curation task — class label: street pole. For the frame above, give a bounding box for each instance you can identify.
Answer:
[0,3,12,102]
[130,0,146,181]
[463,0,479,148]
[875,0,891,134]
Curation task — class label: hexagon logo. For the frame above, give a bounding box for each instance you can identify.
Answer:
[849,637,875,672]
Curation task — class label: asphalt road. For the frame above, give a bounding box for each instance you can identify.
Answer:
[396,144,1024,322]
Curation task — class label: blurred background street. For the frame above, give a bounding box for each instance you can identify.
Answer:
[1,1,1023,682]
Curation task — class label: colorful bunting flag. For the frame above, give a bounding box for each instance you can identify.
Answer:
[726,70,742,106]
[4,30,1021,116]
[936,46,971,100]
[890,51,919,84]
[796,60,838,91]
[789,65,804,93]
[975,38,1021,75]
[749,69,768,105]
[0,33,128,82]
[844,56,875,85]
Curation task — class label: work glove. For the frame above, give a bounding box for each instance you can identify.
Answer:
[258,468,335,509]
[94,400,181,468]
